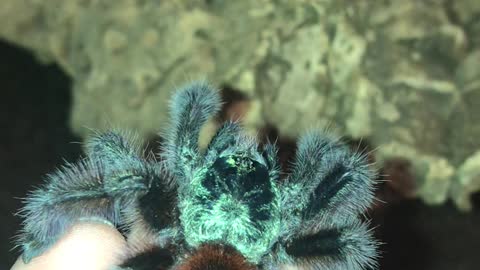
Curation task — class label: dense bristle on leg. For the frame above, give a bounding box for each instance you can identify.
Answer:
[85,131,178,235]
[162,81,221,182]
[261,142,281,183]
[16,160,117,263]
[284,219,378,270]
[16,132,154,263]
[206,121,242,154]
[85,130,143,170]
[270,130,378,269]
[282,130,376,224]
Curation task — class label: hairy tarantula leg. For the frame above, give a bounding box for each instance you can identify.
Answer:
[125,172,177,235]
[206,121,242,154]
[85,131,178,238]
[85,130,144,170]
[262,141,281,183]
[17,132,155,263]
[282,130,376,223]
[84,131,154,199]
[282,219,378,270]
[162,81,221,180]
[114,247,175,270]
[17,160,117,263]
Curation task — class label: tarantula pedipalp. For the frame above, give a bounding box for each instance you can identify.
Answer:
[16,82,378,269]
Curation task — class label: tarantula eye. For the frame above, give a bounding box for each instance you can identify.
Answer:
[177,243,256,270]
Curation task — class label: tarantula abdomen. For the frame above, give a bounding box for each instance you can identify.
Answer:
[177,243,256,270]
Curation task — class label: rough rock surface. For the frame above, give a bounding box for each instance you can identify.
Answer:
[1,0,479,209]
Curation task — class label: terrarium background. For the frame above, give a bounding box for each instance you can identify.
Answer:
[1,0,480,269]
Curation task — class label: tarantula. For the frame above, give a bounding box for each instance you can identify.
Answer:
[16,82,378,269]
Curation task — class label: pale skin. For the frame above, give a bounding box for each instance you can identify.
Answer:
[9,223,302,270]
[10,223,128,270]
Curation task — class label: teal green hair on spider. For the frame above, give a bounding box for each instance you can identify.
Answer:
[16,81,379,270]
[179,151,281,263]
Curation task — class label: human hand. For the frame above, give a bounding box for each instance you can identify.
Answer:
[11,222,127,270]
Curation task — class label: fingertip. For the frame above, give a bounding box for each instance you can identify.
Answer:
[11,222,127,270]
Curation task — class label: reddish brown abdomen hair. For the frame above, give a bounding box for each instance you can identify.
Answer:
[177,243,257,270]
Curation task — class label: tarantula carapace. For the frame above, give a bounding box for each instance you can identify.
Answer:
[16,82,378,269]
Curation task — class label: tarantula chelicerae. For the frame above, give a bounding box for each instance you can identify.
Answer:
[16,82,378,269]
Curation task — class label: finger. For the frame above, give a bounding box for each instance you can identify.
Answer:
[11,222,128,270]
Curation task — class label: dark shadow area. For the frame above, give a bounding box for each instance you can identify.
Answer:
[0,39,82,268]
[374,200,433,269]
[373,198,480,270]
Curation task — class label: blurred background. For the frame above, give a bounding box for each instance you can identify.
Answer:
[1,0,479,269]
